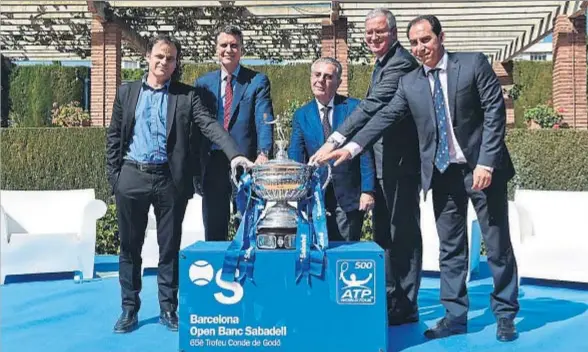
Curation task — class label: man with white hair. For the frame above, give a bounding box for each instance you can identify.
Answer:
[288,57,375,241]
[312,8,422,326]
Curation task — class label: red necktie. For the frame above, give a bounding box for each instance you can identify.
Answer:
[223,74,233,130]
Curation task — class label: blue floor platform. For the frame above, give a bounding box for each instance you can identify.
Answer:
[1,256,588,352]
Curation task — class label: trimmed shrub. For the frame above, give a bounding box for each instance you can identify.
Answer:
[506,129,588,196]
[0,127,110,202]
[2,128,587,253]
[512,61,553,128]
[8,65,89,127]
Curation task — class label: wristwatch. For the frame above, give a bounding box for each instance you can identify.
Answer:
[326,136,341,148]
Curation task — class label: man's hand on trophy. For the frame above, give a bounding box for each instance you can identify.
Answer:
[359,193,375,212]
[326,149,352,167]
[308,142,336,165]
[255,153,269,165]
[230,156,255,171]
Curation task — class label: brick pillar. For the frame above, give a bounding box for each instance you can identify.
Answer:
[91,17,121,127]
[552,14,587,129]
[493,60,515,126]
[321,17,348,96]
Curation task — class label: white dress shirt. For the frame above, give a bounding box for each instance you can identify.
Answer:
[316,97,334,127]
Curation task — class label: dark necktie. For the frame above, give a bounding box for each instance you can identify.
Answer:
[321,105,332,139]
[430,68,450,173]
[367,60,383,95]
[223,74,233,130]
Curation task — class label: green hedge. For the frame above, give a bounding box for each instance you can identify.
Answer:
[2,128,587,254]
[0,128,110,202]
[512,61,553,128]
[6,61,557,126]
[8,65,89,127]
[506,129,588,194]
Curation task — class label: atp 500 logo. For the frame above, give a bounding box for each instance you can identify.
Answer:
[188,260,244,305]
[336,259,376,305]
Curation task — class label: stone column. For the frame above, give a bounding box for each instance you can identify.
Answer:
[90,16,121,127]
[321,17,348,96]
[493,60,515,126]
[552,14,587,129]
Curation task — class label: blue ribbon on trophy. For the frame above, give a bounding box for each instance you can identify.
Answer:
[295,169,329,284]
[221,173,265,284]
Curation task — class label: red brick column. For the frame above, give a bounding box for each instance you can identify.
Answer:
[90,16,121,127]
[321,17,348,96]
[552,14,587,129]
[493,60,515,126]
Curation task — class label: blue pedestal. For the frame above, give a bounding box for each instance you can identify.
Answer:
[179,241,387,352]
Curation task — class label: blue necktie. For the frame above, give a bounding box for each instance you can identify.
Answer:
[430,69,450,173]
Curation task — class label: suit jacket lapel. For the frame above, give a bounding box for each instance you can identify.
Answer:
[211,71,221,108]
[229,70,250,127]
[166,83,177,138]
[308,101,325,145]
[332,95,346,131]
[417,70,437,127]
[446,54,460,123]
[126,81,142,140]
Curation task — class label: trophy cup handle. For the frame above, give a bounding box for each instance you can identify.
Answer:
[317,163,332,190]
[231,165,245,187]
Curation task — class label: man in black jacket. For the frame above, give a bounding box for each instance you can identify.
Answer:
[106,34,252,334]
[318,8,423,326]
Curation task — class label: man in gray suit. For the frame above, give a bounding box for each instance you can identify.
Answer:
[312,15,519,342]
[333,8,423,326]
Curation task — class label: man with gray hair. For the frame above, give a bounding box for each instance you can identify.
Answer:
[194,25,274,242]
[311,8,422,326]
[288,57,375,241]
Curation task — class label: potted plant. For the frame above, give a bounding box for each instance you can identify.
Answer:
[523,104,563,129]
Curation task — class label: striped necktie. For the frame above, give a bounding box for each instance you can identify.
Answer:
[430,68,450,173]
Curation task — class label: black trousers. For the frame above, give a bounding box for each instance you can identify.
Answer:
[115,161,189,313]
[324,185,365,242]
[373,175,422,313]
[432,164,519,324]
[202,151,233,241]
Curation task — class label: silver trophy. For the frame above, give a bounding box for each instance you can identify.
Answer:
[232,114,331,250]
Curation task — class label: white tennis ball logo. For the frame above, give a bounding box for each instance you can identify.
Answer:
[189,260,214,286]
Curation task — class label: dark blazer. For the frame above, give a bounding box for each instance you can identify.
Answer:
[195,66,274,174]
[363,41,420,178]
[343,52,515,193]
[288,95,375,212]
[106,80,241,199]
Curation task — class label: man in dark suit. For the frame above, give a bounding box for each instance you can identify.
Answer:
[312,15,519,342]
[106,34,252,334]
[288,57,375,241]
[351,8,422,325]
[194,25,274,242]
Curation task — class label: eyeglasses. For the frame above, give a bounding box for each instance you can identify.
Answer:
[365,30,390,39]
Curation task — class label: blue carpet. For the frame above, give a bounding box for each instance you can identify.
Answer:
[2,257,588,352]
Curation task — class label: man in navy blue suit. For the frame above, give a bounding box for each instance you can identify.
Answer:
[288,57,375,241]
[194,25,274,241]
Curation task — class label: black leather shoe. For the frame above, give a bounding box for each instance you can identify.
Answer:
[496,318,518,342]
[113,310,138,334]
[160,311,179,331]
[424,318,467,339]
[388,307,419,326]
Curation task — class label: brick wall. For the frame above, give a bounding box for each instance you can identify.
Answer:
[90,17,121,127]
[321,18,348,96]
[493,60,515,126]
[552,14,587,129]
